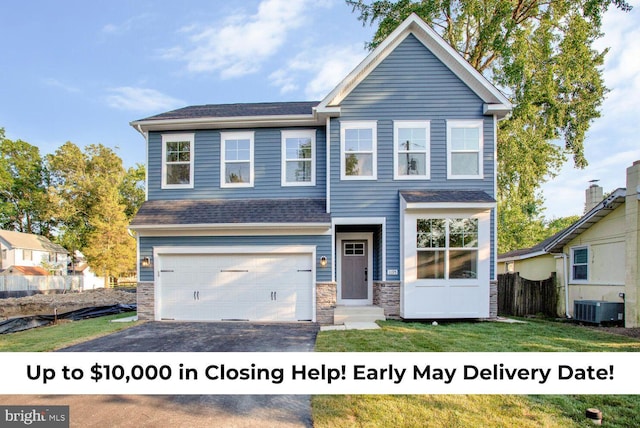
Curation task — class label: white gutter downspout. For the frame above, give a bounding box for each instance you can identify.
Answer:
[562,252,571,318]
[325,116,331,214]
[552,253,571,318]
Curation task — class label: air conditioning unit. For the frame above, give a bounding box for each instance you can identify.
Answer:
[573,300,624,325]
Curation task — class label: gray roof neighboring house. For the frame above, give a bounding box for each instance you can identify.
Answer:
[130,198,331,229]
[498,188,627,261]
[0,230,67,254]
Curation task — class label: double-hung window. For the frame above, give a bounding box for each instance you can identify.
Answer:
[221,132,254,187]
[416,217,479,280]
[162,133,194,189]
[447,120,483,179]
[281,130,315,186]
[340,121,377,180]
[394,120,430,179]
[571,246,589,282]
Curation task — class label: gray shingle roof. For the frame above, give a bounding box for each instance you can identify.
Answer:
[400,190,495,203]
[138,101,320,122]
[130,198,330,227]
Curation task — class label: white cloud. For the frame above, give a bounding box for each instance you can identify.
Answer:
[106,87,185,113]
[161,0,312,79]
[42,78,80,93]
[269,43,367,99]
[101,14,150,35]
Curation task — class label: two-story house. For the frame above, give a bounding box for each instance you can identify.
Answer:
[129,14,511,324]
[0,230,68,275]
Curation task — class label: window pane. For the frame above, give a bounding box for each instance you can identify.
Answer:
[225,139,250,161]
[449,218,478,248]
[573,248,588,264]
[225,162,250,184]
[398,128,426,151]
[417,250,445,279]
[573,265,587,281]
[345,128,372,151]
[286,138,312,159]
[286,160,312,182]
[451,128,479,150]
[449,250,478,278]
[451,152,479,175]
[417,219,446,248]
[398,153,426,176]
[166,164,190,185]
[344,153,373,176]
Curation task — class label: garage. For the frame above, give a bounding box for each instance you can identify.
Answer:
[155,247,315,322]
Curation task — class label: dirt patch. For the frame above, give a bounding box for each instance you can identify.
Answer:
[0,288,136,319]
[581,325,640,340]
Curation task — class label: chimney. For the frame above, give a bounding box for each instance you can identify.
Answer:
[584,180,603,213]
[625,160,640,327]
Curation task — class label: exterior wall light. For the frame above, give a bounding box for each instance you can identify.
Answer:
[320,256,328,268]
[141,257,151,268]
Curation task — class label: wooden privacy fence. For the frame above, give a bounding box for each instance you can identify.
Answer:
[498,272,557,317]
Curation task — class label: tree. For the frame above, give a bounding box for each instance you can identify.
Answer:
[47,143,137,281]
[83,189,136,288]
[346,0,631,252]
[119,164,146,220]
[0,130,52,235]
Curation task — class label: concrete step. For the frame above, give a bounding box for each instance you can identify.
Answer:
[334,306,385,325]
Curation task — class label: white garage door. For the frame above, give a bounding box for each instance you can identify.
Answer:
[157,252,313,322]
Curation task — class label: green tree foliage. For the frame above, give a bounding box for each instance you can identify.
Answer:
[346,0,631,252]
[47,142,138,280]
[120,164,146,220]
[0,129,52,235]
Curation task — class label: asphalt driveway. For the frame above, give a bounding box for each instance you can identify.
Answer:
[2,321,319,428]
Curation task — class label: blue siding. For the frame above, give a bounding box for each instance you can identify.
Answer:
[330,34,496,280]
[139,235,332,282]
[148,127,326,200]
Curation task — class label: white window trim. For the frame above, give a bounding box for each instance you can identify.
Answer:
[220,131,254,188]
[161,133,195,189]
[281,129,316,187]
[570,245,589,284]
[393,120,430,180]
[446,119,484,179]
[340,120,377,180]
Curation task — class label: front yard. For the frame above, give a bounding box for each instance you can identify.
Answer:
[314,319,640,427]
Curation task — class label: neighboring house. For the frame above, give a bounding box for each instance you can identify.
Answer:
[69,263,104,290]
[129,14,512,324]
[498,160,640,328]
[0,230,68,275]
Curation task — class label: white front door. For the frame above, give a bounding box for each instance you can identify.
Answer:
[337,233,373,305]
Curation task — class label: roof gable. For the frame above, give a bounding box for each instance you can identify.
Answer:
[316,13,511,117]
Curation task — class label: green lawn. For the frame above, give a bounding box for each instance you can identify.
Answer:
[314,319,640,428]
[0,313,138,352]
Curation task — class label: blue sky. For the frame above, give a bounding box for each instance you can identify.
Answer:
[1,0,639,219]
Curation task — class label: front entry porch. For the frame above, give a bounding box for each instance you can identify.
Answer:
[323,305,385,330]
